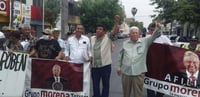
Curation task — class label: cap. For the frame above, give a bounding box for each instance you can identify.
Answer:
[0,31,5,39]
[23,24,31,29]
[2,26,10,31]
[190,36,198,41]
[52,28,60,33]
[18,24,23,29]
[42,28,52,35]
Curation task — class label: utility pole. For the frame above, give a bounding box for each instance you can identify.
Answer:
[42,0,45,31]
[10,0,14,30]
[61,0,69,39]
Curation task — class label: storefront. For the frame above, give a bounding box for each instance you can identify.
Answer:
[0,0,10,28]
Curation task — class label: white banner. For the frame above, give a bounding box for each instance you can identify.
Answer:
[0,51,29,97]
[0,51,90,97]
[144,77,200,97]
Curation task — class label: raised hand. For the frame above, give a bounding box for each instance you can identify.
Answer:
[114,15,120,23]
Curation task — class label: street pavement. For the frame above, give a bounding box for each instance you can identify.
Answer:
[90,38,173,97]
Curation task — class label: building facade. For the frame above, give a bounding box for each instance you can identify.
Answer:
[0,0,79,37]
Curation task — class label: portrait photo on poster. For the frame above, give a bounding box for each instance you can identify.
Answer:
[31,59,84,92]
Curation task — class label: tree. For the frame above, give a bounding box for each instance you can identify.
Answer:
[44,0,60,27]
[125,19,143,31]
[77,0,125,33]
[150,0,200,25]
[150,0,178,23]
[150,0,200,37]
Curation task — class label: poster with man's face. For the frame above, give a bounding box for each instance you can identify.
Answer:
[31,59,83,92]
[145,43,200,97]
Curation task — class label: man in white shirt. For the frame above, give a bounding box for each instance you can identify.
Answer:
[65,24,92,63]
[148,22,172,45]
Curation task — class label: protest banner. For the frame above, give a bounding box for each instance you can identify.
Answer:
[23,58,90,97]
[0,51,29,97]
[144,43,200,97]
[3,43,200,97]
[0,50,90,97]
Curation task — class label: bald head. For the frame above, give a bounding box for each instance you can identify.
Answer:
[129,26,140,42]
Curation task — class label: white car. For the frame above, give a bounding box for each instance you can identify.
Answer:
[172,41,189,47]
[171,36,189,47]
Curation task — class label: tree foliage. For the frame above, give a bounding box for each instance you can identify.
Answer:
[77,0,125,33]
[129,20,143,30]
[150,0,200,25]
[44,0,60,27]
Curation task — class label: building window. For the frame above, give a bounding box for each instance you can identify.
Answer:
[15,0,26,4]
[33,0,43,7]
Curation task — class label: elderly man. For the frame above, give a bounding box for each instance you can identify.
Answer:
[182,51,200,87]
[167,51,200,88]
[20,24,38,53]
[117,24,161,97]
[46,64,68,90]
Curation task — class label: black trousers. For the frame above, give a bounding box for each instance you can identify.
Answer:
[91,65,111,97]
[147,89,164,97]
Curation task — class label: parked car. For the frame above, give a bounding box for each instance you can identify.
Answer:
[171,36,189,47]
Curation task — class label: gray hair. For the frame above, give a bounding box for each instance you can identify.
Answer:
[52,64,61,71]
[23,24,31,29]
[183,51,199,62]
[130,26,139,32]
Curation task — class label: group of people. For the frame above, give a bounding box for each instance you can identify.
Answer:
[0,24,38,53]
[117,22,200,97]
[0,16,120,97]
[1,18,200,97]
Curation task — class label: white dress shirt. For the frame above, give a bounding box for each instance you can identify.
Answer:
[54,76,60,82]
[186,70,199,86]
[65,35,92,63]
[21,39,29,51]
[57,38,66,52]
[146,34,172,45]
[153,35,173,45]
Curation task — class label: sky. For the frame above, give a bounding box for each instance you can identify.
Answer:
[121,0,156,28]
[74,0,156,28]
